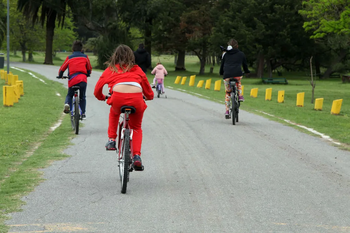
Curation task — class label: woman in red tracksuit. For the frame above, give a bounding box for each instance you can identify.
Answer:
[94,44,154,169]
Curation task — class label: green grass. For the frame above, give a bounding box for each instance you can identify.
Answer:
[158,72,350,146]
[0,69,74,232]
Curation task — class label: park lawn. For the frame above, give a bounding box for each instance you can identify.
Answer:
[160,72,350,147]
[0,69,73,231]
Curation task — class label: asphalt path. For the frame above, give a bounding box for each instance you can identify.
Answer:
[6,63,350,233]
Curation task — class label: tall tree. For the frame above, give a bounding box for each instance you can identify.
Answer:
[180,1,214,74]
[17,0,75,64]
[0,0,5,47]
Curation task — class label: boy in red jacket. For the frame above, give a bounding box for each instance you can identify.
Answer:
[58,40,92,119]
[94,44,154,169]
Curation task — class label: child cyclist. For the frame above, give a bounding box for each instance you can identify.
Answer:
[151,62,168,93]
[94,44,154,170]
[219,38,250,119]
[58,40,92,119]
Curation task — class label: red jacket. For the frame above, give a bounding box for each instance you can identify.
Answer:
[58,51,92,87]
[94,64,154,101]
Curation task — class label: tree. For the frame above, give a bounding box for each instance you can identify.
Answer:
[17,0,75,64]
[212,0,316,77]
[180,1,214,74]
[0,0,5,47]
[299,0,350,39]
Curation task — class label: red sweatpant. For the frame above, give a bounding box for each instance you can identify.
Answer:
[107,92,147,156]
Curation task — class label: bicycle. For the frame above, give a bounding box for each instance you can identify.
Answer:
[116,105,144,194]
[155,79,167,98]
[56,76,82,134]
[227,78,240,125]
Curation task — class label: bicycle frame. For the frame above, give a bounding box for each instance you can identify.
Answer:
[117,111,134,165]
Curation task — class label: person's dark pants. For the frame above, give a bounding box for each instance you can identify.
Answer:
[65,82,87,114]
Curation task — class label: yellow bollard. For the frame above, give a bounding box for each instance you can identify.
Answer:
[16,80,24,96]
[189,75,196,86]
[296,92,305,107]
[314,98,323,111]
[197,80,204,88]
[214,80,221,91]
[181,76,187,85]
[3,86,14,106]
[278,90,285,103]
[4,72,8,84]
[8,74,14,85]
[174,76,181,84]
[242,85,244,96]
[0,70,4,80]
[331,99,343,115]
[250,88,258,98]
[265,88,272,101]
[205,79,211,89]
[13,75,19,84]
[12,84,19,103]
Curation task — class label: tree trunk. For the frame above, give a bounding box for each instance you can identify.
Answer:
[175,49,186,70]
[315,56,321,77]
[21,49,26,62]
[212,55,215,66]
[199,45,207,75]
[322,49,348,78]
[28,51,34,62]
[256,53,264,78]
[44,10,57,65]
[145,17,152,69]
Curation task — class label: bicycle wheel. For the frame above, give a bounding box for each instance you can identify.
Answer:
[120,129,130,194]
[157,86,161,98]
[236,101,239,122]
[231,93,236,125]
[74,97,80,134]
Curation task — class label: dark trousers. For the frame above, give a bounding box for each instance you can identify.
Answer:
[65,82,87,114]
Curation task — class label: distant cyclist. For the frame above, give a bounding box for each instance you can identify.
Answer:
[58,40,92,119]
[151,62,168,93]
[219,38,250,118]
[134,43,151,74]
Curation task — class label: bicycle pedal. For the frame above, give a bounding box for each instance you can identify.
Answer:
[133,165,144,171]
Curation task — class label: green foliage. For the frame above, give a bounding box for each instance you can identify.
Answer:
[53,16,78,52]
[0,0,5,46]
[300,0,350,38]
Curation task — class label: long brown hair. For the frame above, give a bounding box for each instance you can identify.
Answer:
[105,44,135,73]
[228,39,238,49]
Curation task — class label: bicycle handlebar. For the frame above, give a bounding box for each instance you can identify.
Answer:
[56,76,69,79]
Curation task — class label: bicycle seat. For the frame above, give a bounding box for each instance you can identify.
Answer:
[229,78,239,82]
[120,106,136,114]
[72,86,80,90]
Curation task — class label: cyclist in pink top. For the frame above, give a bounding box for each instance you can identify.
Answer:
[151,62,168,94]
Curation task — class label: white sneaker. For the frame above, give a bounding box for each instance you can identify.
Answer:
[63,104,70,114]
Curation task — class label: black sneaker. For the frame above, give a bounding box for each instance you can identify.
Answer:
[133,155,144,171]
[63,104,70,114]
[105,139,116,151]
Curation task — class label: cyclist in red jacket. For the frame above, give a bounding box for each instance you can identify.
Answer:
[94,44,154,169]
[58,40,92,119]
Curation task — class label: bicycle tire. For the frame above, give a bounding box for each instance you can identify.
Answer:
[74,97,80,134]
[157,87,161,98]
[120,129,130,194]
[231,93,236,125]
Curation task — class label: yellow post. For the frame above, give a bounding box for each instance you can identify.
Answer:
[174,76,181,84]
[314,98,323,111]
[8,74,14,85]
[265,88,272,101]
[181,76,187,85]
[189,75,196,87]
[3,86,14,106]
[278,90,285,103]
[16,80,24,96]
[13,75,19,84]
[331,99,343,115]
[12,84,19,103]
[250,88,258,98]
[197,80,204,88]
[242,85,244,96]
[0,70,4,80]
[214,80,221,91]
[4,72,8,84]
[296,92,305,107]
[205,79,211,89]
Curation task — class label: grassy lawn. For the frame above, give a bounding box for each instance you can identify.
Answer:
[0,69,74,232]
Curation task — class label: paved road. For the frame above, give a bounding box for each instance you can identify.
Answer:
[6,63,350,232]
